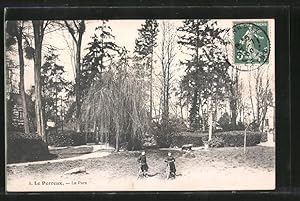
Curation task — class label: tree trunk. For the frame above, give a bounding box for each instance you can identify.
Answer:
[230,70,239,129]
[230,99,237,129]
[16,31,30,134]
[32,20,47,144]
[190,89,199,130]
[75,41,82,132]
[208,97,213,141]
[149,56,153,120]
[115,122,120,152]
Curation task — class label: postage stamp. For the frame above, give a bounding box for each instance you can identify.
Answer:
[225,21,271,71]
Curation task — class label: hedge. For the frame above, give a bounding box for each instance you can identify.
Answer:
[47,129,86,147]
[170,132,207,147]
[7,132,51,163]
[171,131,264,148]
[202,131,263,147]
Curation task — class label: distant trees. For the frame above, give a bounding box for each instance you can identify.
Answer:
[248,68,273,131]
[134,19,159,119]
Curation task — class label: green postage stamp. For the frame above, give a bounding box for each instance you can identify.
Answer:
[233,22,270,65]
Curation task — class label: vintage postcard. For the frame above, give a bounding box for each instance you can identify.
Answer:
[5,18,275,191]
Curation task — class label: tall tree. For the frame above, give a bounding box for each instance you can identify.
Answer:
[81,20,119,97]
[41,48,70,129]
[157,21,177,124]
[81,60,149,152]
[6,21,30,134]
[134,19,159,120]
[32,20,50,143]
[177,19,209,130]
[64,20,85,132]
[178,20,231,139]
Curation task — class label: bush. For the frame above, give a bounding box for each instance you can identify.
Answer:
[202,131,263,147]
[260,132,268,142]
[202,136,225,148]
[153,118,188,148]
[236,121,246,131]
[47,129,86,147]
[215,131,262,147]
[171,132,206,147]
[218,112,231,131]
[7,132,51,163]
[153,123,174,148]
[162,130,263,148]
[71,132,86,146]
[47,129,73,147]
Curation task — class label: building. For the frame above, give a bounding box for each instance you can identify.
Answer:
[7,93,34,131]
[9,93,25,128]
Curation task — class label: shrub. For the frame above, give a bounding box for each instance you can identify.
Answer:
[47,129,86,147]
[202,131,263,147]
[142,133,157,149]
[171,132,205,147]
[218,112,231,131]
[202,136,225,148]
[153,118,188,148]
[260,132,268,142]
[153,123,174,148]
[166,130,263,148]
[236,121,246,131]
[7,132,51,163]
[71,132,86,146]
[215,131,262,147]
[47,129,73,147]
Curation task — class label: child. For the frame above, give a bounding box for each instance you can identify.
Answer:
[165,152,176,178]
[137,151,148,176]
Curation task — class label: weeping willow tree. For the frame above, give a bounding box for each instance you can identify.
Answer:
[81,69,149,152]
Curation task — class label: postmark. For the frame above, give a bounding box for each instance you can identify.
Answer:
[225,22,270,71]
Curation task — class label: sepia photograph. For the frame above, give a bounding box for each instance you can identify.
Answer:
[5,18,275,191]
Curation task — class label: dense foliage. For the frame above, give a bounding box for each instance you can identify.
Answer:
[7,132,51,163]
[81,69,149,151]
[177,20,231,131]
[47,129,86,147]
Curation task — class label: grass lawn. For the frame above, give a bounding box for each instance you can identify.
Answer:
[49,146,94,159]
[6,146,275,191]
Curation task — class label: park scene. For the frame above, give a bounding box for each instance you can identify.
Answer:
[5,19,275,191]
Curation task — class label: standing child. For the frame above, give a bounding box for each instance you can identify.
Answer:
[137,151,148,177]
[165,152,176,179]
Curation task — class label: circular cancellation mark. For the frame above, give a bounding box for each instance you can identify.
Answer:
[224,22,271,72]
